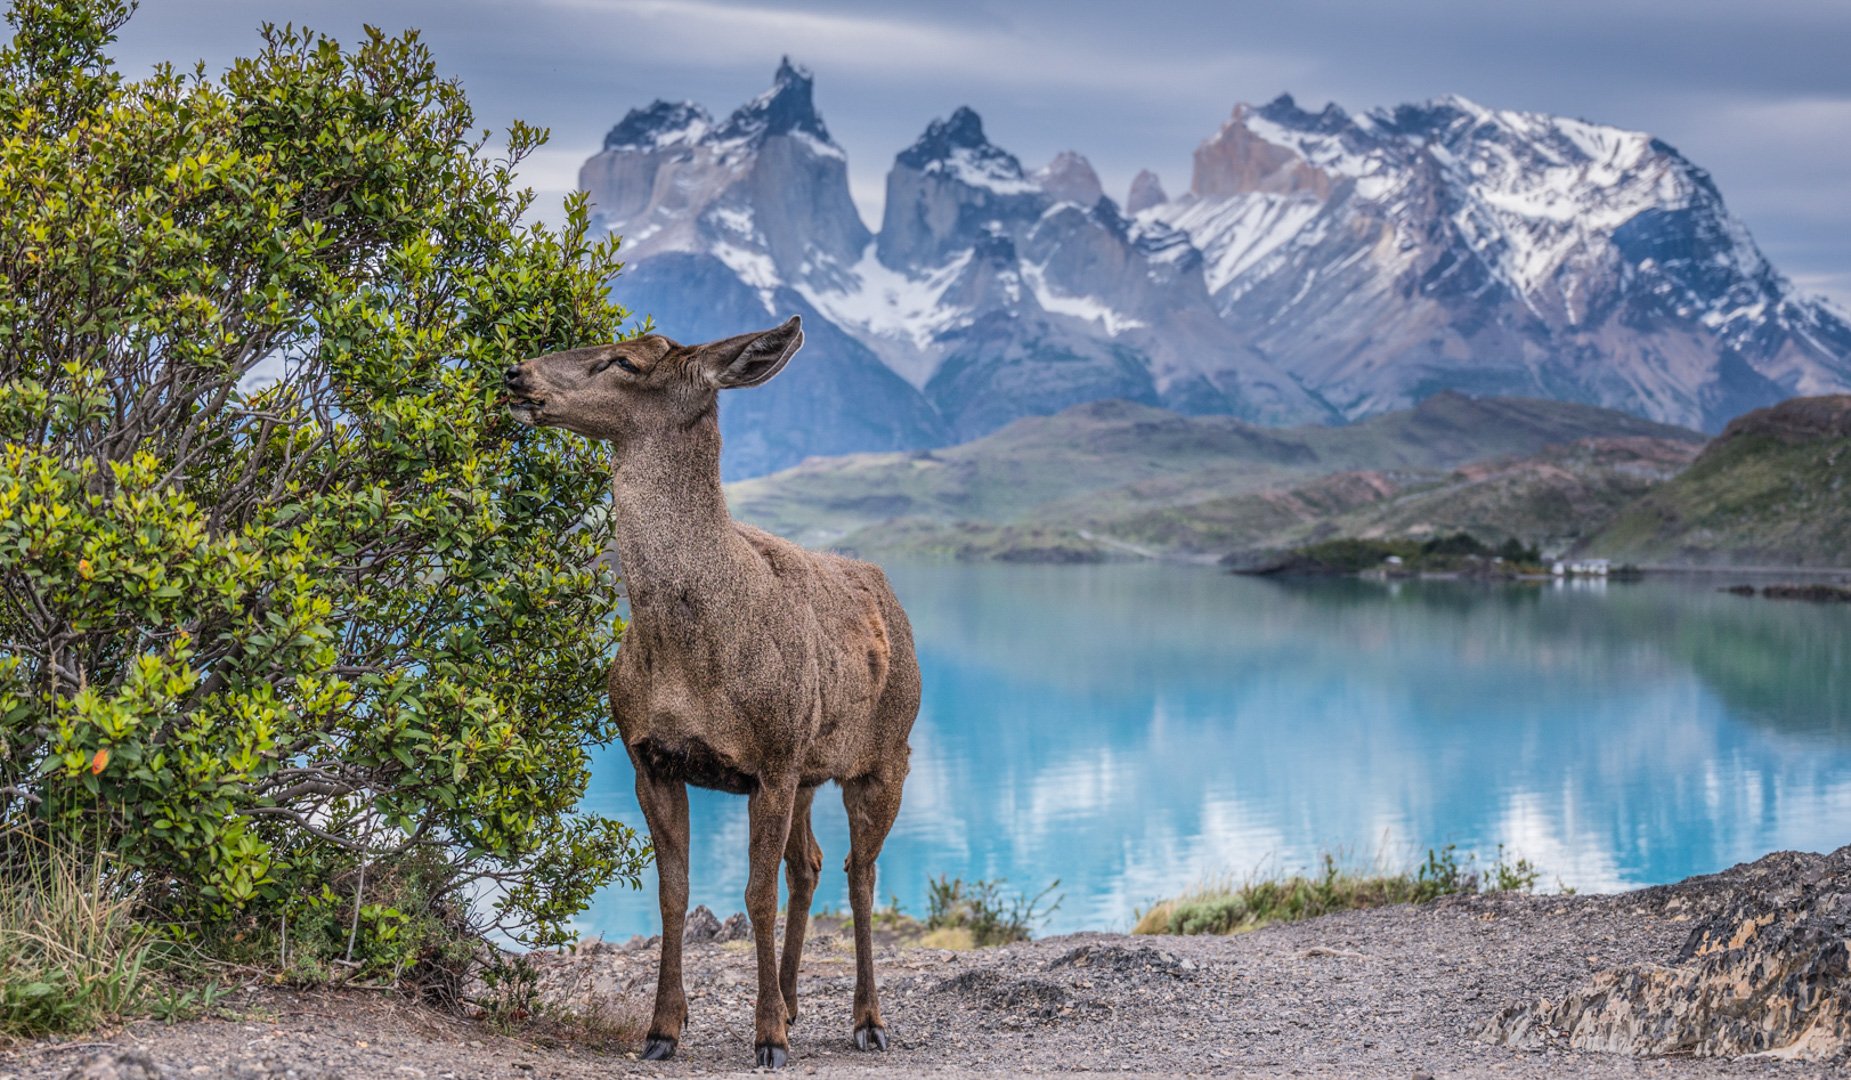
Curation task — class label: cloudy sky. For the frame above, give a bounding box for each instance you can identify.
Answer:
[110,0,1851,306]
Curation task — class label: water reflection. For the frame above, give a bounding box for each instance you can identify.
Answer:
[577,566,1851,939]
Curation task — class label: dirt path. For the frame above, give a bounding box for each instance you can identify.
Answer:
[6,864,1845,1079]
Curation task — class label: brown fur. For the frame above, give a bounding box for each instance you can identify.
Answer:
[504,316,919,1067]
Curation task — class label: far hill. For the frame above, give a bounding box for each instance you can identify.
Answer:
[1582,395,1851,568]
[726,392,1706,556]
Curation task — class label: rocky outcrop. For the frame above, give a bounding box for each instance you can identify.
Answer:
[1481,846,1851,1060]
[1125,170,1168,215]
[1031,151,1104,207]
[1714,394,1851,446]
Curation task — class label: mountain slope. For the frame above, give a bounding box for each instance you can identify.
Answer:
[726,391,1704,550]
[1582,395,1851,567]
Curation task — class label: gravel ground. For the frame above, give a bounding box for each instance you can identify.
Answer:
[4,869,1845,1079]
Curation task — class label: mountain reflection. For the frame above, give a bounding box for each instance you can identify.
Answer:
[577,566,1851,938]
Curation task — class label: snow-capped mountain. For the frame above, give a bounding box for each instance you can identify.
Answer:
[583,66,1851,478]
[579,60,941,479]
[1144,94,1851,431]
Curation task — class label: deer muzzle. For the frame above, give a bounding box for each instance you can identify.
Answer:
[504,364,545,425]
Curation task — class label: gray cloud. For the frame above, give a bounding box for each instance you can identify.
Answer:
[108,0,1851,306]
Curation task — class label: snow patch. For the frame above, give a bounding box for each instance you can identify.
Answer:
[1022,261,1145,335]
[1154,193,1326,295]
[795,244,974,351]
[711,243,781,292]
[928,146,1040,195]
[790,130,847,162]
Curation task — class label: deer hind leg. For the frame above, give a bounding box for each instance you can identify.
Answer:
[746,772,800,1069]
[634,764,690,1061]
[779,785,822,1028]
[843,772,905,1051]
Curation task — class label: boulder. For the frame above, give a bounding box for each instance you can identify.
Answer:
[1480,846,1851,1059]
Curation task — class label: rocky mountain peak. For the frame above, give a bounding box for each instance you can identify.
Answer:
[1255,93,1351,134]
[895,106,1022,178]
[601,100,712,152]
[1033,151,1104,207]
[712,56,833,145]
[1192,101,1335,198]
[1126,170,1168,214]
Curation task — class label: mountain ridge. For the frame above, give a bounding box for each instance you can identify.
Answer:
[725,390,1706,556]
[580,65,1851,479]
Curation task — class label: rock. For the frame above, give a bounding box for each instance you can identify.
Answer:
[1125,169,1167,214]
[1031,151,1104,207]
[619,933,658,953]
[1480,845,1851,1059]
[1762,583,1851,603]
[62,1051,163,1080]
[1047,943,1193,980]
[932,969,1073,1020]
[684,904,722,944]
[717,911,754,942]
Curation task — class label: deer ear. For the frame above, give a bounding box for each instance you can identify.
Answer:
[695,316,803,389]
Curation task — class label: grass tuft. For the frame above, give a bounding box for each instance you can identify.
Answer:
[0,840,156,1043]
[1133,845,1542,937]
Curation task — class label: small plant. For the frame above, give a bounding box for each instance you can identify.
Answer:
[1488,845,1542,893]
[148,979,230,1025]
[870,893,910,931]
[476,954,542,1031]
[925,876,1062,947]
[1415,843,1474,899]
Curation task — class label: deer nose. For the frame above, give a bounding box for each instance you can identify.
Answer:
[503,364,525,391]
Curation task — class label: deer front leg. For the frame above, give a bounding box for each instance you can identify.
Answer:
[843,773,904,1052]
[747,773,799,1069]
[780,785,822,1027]
[634,764,690,1061]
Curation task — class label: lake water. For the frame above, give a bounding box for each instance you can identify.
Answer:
[575,565,1851,939]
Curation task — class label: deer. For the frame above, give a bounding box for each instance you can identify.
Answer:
[502,315,919,1070]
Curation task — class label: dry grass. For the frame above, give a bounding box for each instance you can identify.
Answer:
[0,840,155,1043]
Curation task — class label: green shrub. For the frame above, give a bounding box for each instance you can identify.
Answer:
[0,0,647,954]
[1292,537,1424,573]
[1421,532,1493,557]
[925,875,1062,946]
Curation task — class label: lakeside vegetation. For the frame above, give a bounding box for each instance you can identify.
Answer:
[1246,532,1546,577]
[1133,846,1543,937]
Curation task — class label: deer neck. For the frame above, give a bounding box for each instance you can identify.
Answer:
[607,417,744,619]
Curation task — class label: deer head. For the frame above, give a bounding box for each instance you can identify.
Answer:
[502,316,803,442]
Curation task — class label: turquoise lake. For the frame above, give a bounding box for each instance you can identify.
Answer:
[575,564,1851,939]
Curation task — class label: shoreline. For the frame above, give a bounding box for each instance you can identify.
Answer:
[14,848,1847,1078]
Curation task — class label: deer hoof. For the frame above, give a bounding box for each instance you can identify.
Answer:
[641,1035,677,1061]
[754,1043,788,1069]
[853,1021,889,1052]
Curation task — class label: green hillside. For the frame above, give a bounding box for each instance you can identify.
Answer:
[1583,396,1851,567]
[728,392,1705,552]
